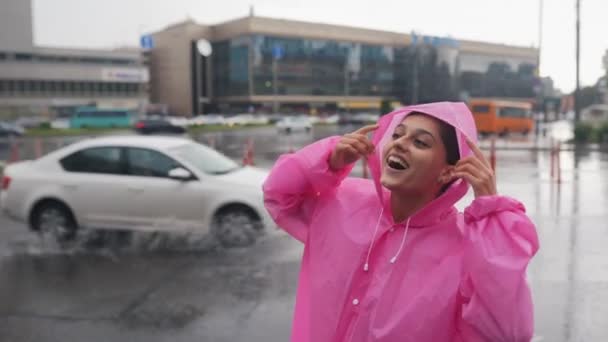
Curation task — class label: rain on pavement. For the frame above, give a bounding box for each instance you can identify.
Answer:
[1,124,607,341]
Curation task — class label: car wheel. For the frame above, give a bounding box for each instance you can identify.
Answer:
[285,127,292,134]
[31,201,78,248]
[212,206,262,248]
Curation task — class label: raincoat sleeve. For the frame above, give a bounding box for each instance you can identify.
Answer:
[458,195,539,342]
[262,137,354,243]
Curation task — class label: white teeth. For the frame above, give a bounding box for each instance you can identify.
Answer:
[387,155,408,169]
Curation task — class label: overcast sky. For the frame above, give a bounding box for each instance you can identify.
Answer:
[32,0,608,92]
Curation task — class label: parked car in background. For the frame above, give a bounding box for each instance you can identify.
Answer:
[50,119,70,129]
[321,114,340,124]
[189,115,226,126]
[134,119,186,135]
[0,122,25,137]
[15,116,47,129]
[70,107,134,129]
[168,116,190,128]
[276,116,313,133]
[0,136,272,248]
[225,114,269,126]
[265,114,284,124]
[338,112,379,125]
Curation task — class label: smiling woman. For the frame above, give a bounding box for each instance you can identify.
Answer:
[381,112,460,201]
[263,101,538,342]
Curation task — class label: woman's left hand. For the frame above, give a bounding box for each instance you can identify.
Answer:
[451,138,497,198]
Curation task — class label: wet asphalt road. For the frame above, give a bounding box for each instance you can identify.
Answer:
[1,125,608,341]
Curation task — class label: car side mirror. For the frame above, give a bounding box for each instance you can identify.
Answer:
[168,167,193,181]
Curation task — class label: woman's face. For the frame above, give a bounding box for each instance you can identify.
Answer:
[380,114,452,195]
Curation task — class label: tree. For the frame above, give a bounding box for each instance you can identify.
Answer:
[380,99,393,115]
[575,86,600,110]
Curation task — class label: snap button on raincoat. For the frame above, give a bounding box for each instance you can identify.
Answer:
[263,102,539,342]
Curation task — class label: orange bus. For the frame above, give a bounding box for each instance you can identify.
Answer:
[469,99,534,136]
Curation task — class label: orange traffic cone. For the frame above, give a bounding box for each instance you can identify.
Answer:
[242,139,255,166]
[34,138,43,158]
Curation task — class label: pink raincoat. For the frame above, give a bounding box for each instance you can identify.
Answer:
[263,102,539,342]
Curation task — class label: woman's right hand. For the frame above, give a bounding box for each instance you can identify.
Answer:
[329,124,379,171]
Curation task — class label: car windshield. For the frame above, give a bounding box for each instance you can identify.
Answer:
[170,142,240,175]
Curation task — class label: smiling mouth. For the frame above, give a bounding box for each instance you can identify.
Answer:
[386,155,409,171]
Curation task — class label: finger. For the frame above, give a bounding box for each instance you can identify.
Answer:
[341,145,359,159]
[454,163,487,180]
[465,137,491,168]
[354,124,379,136]
[347,133,375,153]
[341,137,369,156]
[452,171,481,186]
[454,163,493,185]
[456,156,491,174]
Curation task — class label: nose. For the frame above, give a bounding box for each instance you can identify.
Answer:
[393,136,410,152]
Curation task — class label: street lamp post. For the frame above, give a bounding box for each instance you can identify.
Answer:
[273,58,278,114]
[272,44,283,114]
[410,32,419,105]
[574,0,581,122]
[195,39,212,115]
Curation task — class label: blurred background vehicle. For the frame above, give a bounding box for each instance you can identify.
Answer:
[469,99,534,136]
[134,118,186,135]
[0,122,25,137]
[225,114,269,126]
[0,136,272,248]
[275,116,312,134]
[70,107,135,129]
[189,114,226,126]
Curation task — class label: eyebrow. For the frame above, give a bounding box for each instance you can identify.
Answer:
[395,124,437,142]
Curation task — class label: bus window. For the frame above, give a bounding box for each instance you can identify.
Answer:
[472,105,490,114]
[498,107,529,118]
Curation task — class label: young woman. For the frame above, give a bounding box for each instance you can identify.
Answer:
[263,102,538,342]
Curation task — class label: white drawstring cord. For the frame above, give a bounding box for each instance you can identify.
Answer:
[363,207,384,272]
[390,217,411,264]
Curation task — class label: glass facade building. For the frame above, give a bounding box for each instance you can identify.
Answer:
[149,16,539,115]
[212,34,538,111]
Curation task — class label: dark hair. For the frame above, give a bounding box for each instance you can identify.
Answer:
[438,120,460,166]
[409,112,460,194]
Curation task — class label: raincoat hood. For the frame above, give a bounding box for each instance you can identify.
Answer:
[367,102,479,227]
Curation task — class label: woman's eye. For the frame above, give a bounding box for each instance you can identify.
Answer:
[414,139,429,148]
[391,133,400,140]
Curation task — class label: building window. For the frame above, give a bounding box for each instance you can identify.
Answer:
[28,80,37,94]
[15,53,33,61]
[16,80,25,94]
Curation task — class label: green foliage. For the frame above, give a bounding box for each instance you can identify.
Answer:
[573,123,595,143]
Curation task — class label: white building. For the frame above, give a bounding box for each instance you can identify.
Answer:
[0,0,149,118]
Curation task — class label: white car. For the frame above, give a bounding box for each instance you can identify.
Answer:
[189,115,226,126]
[167,116,190,127]
[276,116,313,133]
[0,136,272,248]
[225,114,269,126]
